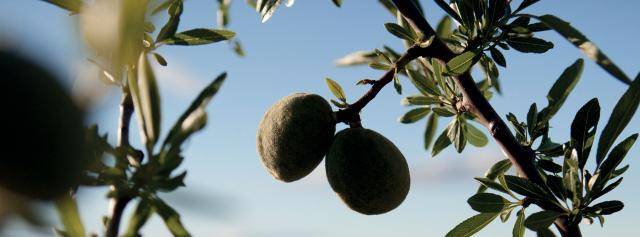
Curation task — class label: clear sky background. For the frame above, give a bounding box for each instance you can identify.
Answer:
[1,0,639,236]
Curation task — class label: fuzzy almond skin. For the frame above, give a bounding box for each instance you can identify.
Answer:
[326,128,410,215]
[0,50,86,200]
[257,93,335,182]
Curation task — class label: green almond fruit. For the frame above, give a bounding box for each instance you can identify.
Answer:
[326,128,410,215]
[257,93,336,182]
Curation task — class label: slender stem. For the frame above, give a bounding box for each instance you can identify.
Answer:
[389,1,580,235]
[335,45,421,125]
[105,92,134,237]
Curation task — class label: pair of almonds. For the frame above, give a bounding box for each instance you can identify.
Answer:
[257,93,410,215]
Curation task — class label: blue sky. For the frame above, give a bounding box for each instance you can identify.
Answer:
[1,0,639,236]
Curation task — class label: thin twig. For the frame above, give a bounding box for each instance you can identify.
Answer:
[105,92,134,237]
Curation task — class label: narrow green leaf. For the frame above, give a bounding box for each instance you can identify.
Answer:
[534,14,632,84]
[436,16,453,38]
[590,200,624,215]
[162,73,226,150]
[153,198,191,237]
[570,98,600,169]
[596,76,640,164]
[447,119,466,153]
[464,121,488,147]
[399,107,430,124]
[334,50,377,66]
[258,0,284,23]
[432,126,451,157]
[467,193,507,213]
[369,61,392,71]
[504,175,549,199]
[325,78,347,102]
[538,59,584,124]
[152,52,168,66]
[513,208,525,237]
[331,0,342,7]
[393,73,402,94]
[402,96,439,105]
[424,113,439,150]
[55,195,85,237]
[384,23,417,43]
[477,159,512,193]
[122,199,153,237]
[527,103,538,137]
[156,0,183,42]
[445,212,500,237]
[161,28,235,46]
[126,54,161,149]
[490,48,506,67]
[594,134,638,190]
[475,177,509,194]
[524,211,562,231]
[507,37,553,53]
[446,51,477,76]
[406,68,440,96]
[590,177,622,201]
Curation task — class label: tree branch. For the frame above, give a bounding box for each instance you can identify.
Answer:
[335,44,422,126]
[105,92,134,237]
[389,1,580,236]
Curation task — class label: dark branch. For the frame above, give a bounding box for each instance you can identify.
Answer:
[335,45,422,126]
[390,1,580,236]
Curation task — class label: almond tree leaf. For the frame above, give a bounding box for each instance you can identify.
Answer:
[332,0,342,7]
[475,177,509,194]
[335,50,377,66]
[596,76,640,164]
[161,28,236,46]
[504,175,549,200]
[122,199,153,237]
[152,198,191,237]
[594,134,638,191]
[524,210,562,231]
[477,159,512,193]
[399,107,430,124]
[436,16,453,38]
[156,0,183,42]
[532,14,632,85]
[54,195,86,237]
[590,200,624,215]
[424,113,439,150]
[325,78,346,102]
[136,53,161,147]
[507,37,553,53]
[446,51,477,76]
[570,98,600,169]
[490,48,506,67]
[464,121,488,147]
[467,193,507,213]
[432,126,451,157]
[257,0,284,23]
[445,212,500,237]
[163,73,226,150]
[513,208,525,237]
[369,61,392,71]
[538,59,584,124]
[402,96,440,105]
[385,22,417,43]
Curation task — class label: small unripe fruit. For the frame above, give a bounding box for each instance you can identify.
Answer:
[257,93,336,182]
[0,50,86,200]
[326,128,410,215]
